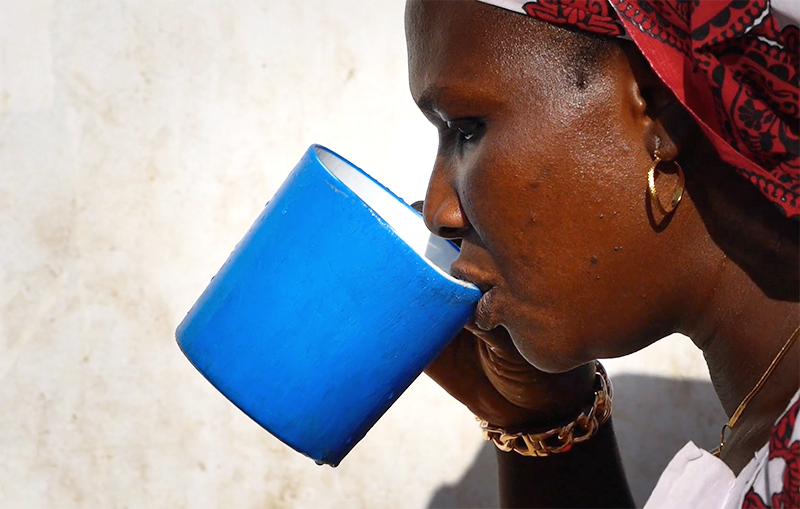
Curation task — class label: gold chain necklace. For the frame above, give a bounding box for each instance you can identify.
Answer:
[712,324,800,457]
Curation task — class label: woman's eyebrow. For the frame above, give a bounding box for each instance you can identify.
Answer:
[415,85,504,117]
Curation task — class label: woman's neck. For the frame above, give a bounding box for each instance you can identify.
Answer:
[675,146,799,472]
[680,144,800,422]
[687,250,799,472]
[692,262,799,417]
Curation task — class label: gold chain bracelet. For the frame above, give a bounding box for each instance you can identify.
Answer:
[478,360,613,457]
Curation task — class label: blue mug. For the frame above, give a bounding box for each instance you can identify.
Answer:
[176,145,481,466]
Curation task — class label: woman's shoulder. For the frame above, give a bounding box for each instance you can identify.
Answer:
[739,388,799,508]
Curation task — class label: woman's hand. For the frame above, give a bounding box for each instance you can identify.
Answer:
[425,326,597,430]
[427,327,636,509]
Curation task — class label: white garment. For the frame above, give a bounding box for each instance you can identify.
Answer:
[644,389,800,509]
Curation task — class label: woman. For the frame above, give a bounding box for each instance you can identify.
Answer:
[405,0,799,507]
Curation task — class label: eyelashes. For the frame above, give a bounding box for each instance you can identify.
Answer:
[445,118,485,145]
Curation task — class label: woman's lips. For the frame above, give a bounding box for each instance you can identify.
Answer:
[448,264,500,331]
[474,287,501,331]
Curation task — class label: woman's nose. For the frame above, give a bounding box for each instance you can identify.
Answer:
[423,166,470,239]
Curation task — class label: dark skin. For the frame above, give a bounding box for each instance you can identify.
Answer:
[405,1,800,507]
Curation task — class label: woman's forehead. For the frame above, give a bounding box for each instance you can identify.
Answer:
[406,0,545,58]
[406,0,564,106]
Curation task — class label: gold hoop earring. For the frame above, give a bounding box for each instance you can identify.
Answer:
[647,150,685,215]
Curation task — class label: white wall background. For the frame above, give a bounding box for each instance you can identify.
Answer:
[0,1,726,507]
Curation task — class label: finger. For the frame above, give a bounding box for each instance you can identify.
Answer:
[468,324,530,365]
[425,329,543,426]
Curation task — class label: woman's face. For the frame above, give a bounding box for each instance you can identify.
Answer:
[406,0,700,372]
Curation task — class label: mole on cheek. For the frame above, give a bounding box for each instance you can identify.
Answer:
[590,256,599,266]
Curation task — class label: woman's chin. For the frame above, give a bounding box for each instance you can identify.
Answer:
[508,329,589,374]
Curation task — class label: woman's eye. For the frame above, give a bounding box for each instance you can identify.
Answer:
[446,119,484,143]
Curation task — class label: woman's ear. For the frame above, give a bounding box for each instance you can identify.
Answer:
[621,42,698,162]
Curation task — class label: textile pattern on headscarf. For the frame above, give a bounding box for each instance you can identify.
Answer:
[477,0,800,219]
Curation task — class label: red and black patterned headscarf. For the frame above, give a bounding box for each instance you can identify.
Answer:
[478,0,800,219]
